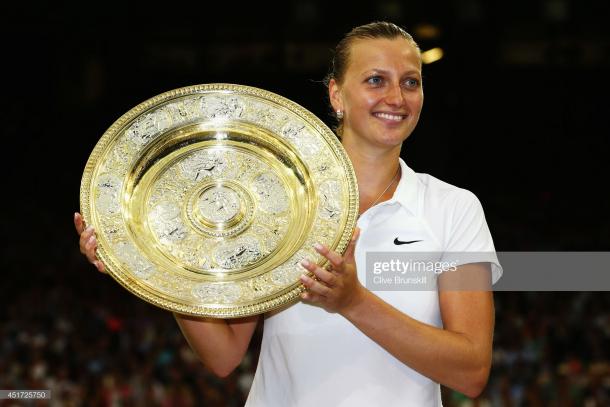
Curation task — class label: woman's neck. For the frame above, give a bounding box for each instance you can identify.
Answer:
[341,135,402,214]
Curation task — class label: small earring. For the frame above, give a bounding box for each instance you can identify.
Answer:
[336,110,344,120]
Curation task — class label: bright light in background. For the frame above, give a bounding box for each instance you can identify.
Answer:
[413,23,442,40]
[421,47,444,64]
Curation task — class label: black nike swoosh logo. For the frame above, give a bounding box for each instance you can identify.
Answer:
[394,238,423,245]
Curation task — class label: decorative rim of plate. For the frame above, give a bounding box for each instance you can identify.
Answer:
[80,83,359,318]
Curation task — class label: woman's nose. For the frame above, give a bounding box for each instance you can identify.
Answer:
[384,84,405,106]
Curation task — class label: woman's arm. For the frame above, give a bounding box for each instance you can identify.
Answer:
[174,314,260,378]
[340,264,494,398]
[300,234,494,398]
[74,212,260,378]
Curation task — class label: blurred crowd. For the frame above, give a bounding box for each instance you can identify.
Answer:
[0,248,608,406]
[449,292,609,407]
[0,247,259,407]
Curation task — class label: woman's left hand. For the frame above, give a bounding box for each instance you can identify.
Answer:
[299,228,365,314]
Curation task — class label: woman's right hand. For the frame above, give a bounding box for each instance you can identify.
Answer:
[74,212,106,273]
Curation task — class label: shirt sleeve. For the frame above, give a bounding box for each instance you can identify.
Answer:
[441,189,503,285]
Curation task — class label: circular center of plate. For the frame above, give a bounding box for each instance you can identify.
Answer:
[185,179,255,238]
[197,185,241,224]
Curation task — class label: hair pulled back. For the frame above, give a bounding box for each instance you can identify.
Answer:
[325,21,420,135]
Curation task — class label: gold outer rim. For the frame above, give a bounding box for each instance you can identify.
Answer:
[80,83,359,318]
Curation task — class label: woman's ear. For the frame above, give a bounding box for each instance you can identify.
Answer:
[328,78,343,113]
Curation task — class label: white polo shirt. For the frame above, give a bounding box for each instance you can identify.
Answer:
[245,159,502,407]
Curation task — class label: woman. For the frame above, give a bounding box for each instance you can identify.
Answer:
[76,21,502,406]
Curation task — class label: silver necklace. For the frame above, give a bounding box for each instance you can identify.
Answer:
[358,166,400,218]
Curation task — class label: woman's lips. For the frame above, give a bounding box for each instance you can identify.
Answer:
[373,112,407,122]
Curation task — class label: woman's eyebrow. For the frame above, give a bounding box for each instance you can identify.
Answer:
[361,68,422,77]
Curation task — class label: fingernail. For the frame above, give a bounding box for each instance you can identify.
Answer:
[300,274,310,282]
[300,259,310,267]
[88,236,95,244]
[85,226,93,233]
[313,243,323,251]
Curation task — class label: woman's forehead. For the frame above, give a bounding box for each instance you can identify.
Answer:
[347,37,421,71]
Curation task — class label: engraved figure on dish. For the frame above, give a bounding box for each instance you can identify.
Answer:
[180,150,227,182]
[214,237,263,269]
[251,172,289,214]
[198,186,241,223]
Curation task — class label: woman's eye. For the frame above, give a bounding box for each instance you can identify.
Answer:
[404,78,420,88]
[367,76,383,85]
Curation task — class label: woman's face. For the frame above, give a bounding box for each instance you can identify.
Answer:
[330,37,423,149]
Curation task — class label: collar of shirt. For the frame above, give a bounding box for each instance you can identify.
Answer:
[383,158,419,216]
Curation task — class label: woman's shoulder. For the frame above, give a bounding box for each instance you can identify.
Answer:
[413,171,480,208]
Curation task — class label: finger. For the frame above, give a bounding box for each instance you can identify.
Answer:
[313,243,345,272]
[301,260,336,286]
[300,290,323,304]
[343,227,360,264]
[93,260,107,274]
[84,235,99,263]
[299,274,331,297]
[79,227,95,254]
[76,220,107,274]
[74,212,85,235]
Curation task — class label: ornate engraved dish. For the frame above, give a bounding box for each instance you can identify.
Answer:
[80,84,358,318]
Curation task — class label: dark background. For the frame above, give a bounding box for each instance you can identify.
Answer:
[1,0,608,406]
